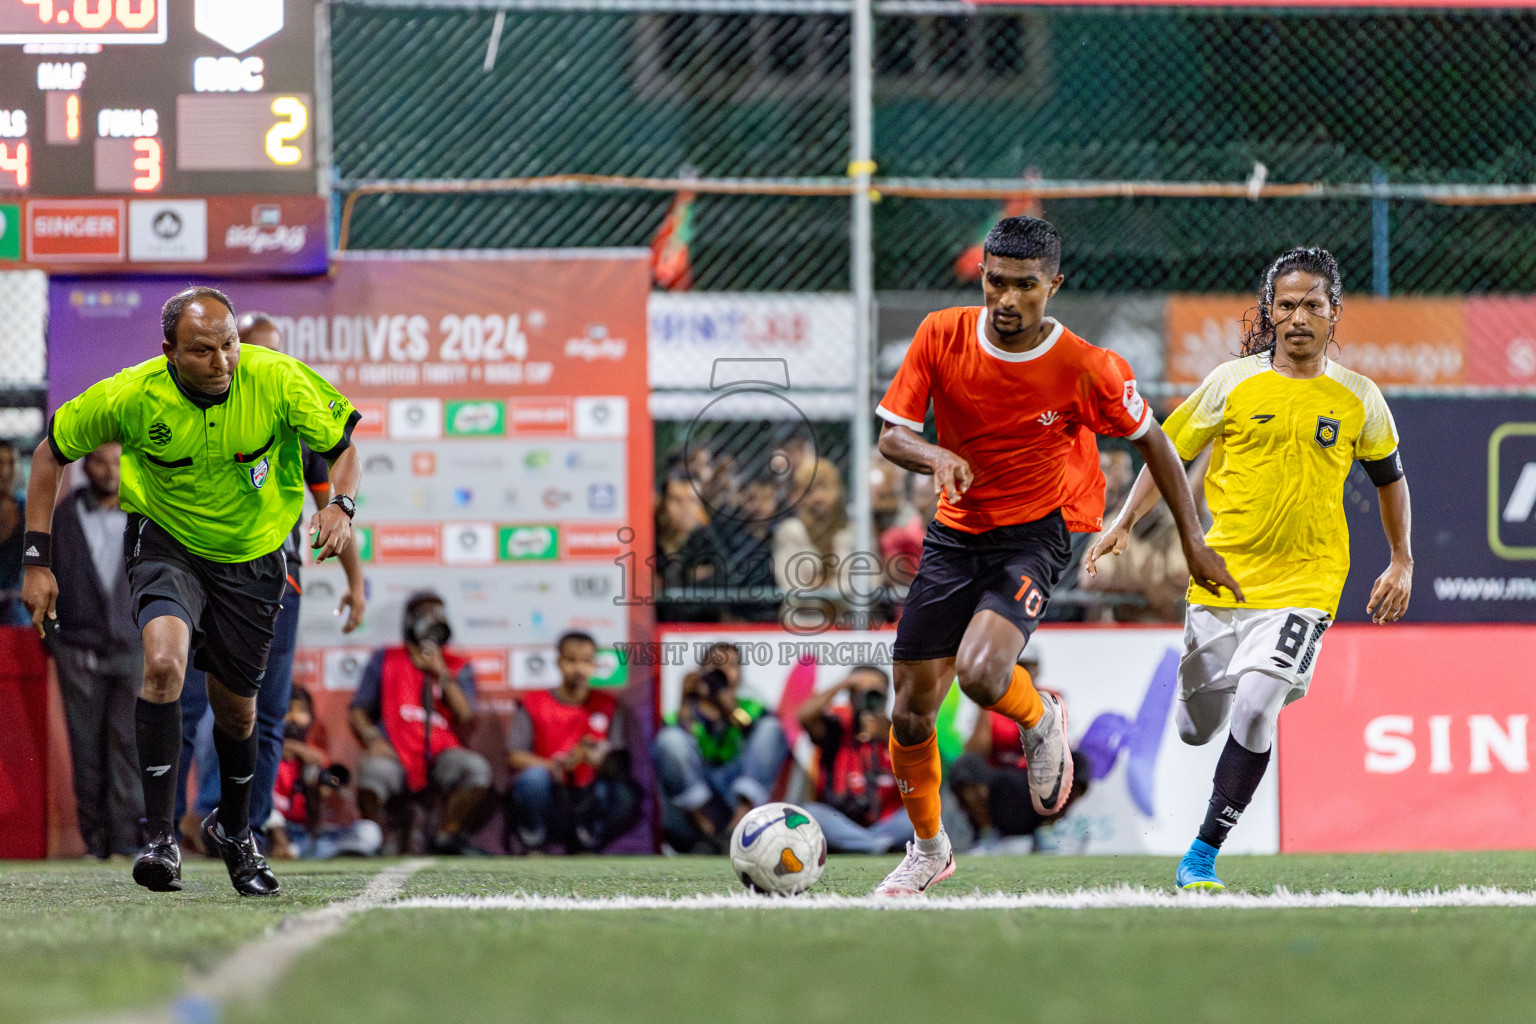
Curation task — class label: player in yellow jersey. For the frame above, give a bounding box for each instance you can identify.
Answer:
[1085,247,1413,891]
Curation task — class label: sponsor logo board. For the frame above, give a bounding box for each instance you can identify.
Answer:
[442,522,496,565]
[372,524,440,563]
[573,396,627,438]
[128,199,207,262]
[562,525,623,560]
[508,398,571,435]
[388,398,442,440]
[0,203,19,261]
[1165,294,1466,386]
[500,525,559,561]
[26,199,125,260]
[446,399,505,437]
[1280,625,1536,851]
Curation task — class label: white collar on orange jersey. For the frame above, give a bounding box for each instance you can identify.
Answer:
[976,310,1064,363]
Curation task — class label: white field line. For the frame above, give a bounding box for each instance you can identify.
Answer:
[184,858,434,1004]
[68,859,433,1024]
[388,885,1536,912]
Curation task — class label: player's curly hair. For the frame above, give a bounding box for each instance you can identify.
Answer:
[161,285,235,346]
[1240,247,1343,359]
[983,216,1062,272]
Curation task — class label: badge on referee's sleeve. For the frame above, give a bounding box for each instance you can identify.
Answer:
[249,456,270,490]
[1314,415,1340,449]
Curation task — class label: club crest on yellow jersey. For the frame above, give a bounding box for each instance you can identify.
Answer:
[1315,415,1340,449]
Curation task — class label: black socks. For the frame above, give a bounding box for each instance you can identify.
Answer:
[212,722,259,838]
[1197,733,1272,849]
[135,698,181,838]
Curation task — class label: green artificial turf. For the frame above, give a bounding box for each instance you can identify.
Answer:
[4,854,1536,1024]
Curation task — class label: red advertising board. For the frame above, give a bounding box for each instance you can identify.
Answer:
[1465,297,1536,387]
[25,199,125,261]
[1165,294,1467,387]
[1279,625,1536,852]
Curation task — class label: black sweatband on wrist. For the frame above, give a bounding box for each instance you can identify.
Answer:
[22,531,51,567]
[1360,449,1405,487]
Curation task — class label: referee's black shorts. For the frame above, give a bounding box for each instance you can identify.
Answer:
[892,511,1073,663]
[125,514,288,698]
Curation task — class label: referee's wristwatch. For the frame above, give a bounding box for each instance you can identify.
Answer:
[327,494,357,520]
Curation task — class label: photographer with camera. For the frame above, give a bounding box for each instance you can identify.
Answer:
[505,632,641,853]
[349,591,493,854]
[798,666,915,854]
[269,687,381,859]
[653,642,789,852]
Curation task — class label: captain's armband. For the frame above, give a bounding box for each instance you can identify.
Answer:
[1360,450,1405,487]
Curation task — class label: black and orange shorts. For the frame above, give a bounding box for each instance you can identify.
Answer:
[892,511,1073,662]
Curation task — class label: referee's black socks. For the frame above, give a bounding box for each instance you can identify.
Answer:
[212,721,259,838]
[1196,733,1271,849]
[134,698,181,839]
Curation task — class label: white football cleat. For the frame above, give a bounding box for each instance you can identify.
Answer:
[874,832,956,897]
[1021,692,1073,816]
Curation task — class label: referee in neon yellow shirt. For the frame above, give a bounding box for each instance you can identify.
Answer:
[22,286,362,897]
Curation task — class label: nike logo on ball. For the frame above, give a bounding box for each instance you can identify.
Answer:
[740,818,778,848]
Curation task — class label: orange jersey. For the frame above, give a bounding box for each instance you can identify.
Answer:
[877,307,1152,533]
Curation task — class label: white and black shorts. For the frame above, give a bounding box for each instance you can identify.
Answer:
[1178,605,1332,705]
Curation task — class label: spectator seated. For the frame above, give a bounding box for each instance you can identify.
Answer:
[505,632,642,853]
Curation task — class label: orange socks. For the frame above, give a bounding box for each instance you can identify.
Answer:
[889,731,944,840]
[986,664,1045,729]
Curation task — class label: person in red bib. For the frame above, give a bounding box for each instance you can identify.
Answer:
[269,686,380,860]
[349,591,493,854]
[506,632,641,853]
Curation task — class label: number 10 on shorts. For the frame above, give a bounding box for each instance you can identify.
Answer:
[1014,574,1045,618]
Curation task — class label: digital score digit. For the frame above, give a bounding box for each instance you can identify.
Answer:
[3,0,164,43]
[177,93,311,171]
[264,96,305,166]
[0,140,28,189]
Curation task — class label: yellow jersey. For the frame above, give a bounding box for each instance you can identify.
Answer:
[1162,355,1399,616]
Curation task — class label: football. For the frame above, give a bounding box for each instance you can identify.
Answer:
[729,802,827,896]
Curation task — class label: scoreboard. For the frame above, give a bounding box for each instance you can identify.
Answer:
[0,0,319,197]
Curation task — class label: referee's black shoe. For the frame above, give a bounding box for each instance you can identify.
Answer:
[200,812,281,897]
[131,831,183,892]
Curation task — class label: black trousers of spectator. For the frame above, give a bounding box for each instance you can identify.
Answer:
[55,643,145,857]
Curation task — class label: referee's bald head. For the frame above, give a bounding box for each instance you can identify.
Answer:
[238,312,282,351]
[161,286,235,348]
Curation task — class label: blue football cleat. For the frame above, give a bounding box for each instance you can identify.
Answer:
[1176,838,1226,891]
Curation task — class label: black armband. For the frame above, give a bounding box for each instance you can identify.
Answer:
[45,415,76,467]
[316,409,362,461]
[22,531,51,567]
[1360,450,1405,487]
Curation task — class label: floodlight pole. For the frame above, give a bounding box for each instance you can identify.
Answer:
[849,0,876,623]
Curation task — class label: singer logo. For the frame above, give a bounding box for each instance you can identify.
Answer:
[1364,715,1529,774]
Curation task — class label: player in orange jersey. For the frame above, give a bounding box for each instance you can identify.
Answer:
[871,216,1241,896]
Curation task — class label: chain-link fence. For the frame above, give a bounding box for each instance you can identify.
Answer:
[334,3,1536,294]
[0,270,49,444]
